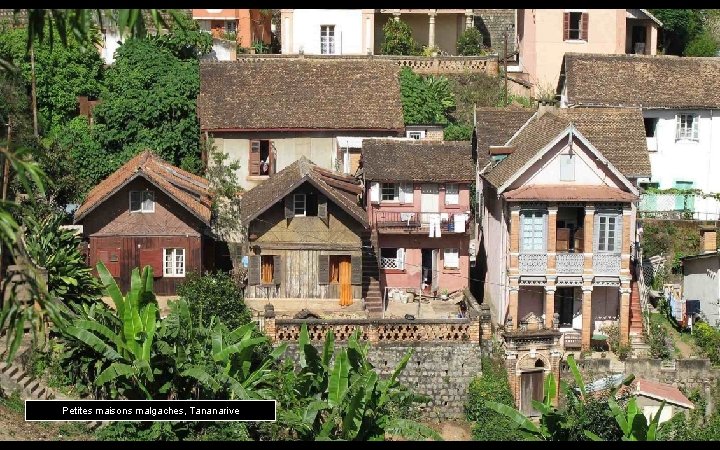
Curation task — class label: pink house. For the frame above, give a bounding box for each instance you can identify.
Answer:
[361,139,474,301]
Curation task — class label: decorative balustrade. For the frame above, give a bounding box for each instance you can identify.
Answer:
[555,253,584,274]
[380,257,403,270]
[374,210,469,233]
[518,254,547,274]
[592,253,622,274]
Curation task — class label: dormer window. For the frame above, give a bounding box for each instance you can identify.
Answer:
[130,191,155,213]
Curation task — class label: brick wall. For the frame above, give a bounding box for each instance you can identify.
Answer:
[474,9,516,54]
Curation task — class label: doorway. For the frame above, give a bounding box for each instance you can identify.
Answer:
[555,287,578,327]
[520,369,545,417]
[421,249,438,293]
[330,256,352,306]
[421,183,439,225]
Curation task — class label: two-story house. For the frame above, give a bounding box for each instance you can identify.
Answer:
[362,139,474,303]
[240,157,371,313]
[514,9,661,94]
[192,9,271,47]
[476,106,651,349]
[197,58,404,191]
[559,53,720,221]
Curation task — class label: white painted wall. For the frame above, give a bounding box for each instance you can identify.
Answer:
[524,141,622,187]
[100,29,124,64]
[643,109,720,217]
[682,256,720,326]
[286,9,364,55]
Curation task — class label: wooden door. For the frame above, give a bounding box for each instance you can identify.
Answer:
[520,370,545,417]
[421,183,439,225]
[339,256,352,306]
[431,249,439,292]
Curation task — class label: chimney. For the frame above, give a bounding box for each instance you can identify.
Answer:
[536,104,557,118]
[701,226,717,253]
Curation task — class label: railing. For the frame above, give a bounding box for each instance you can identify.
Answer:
[518,254,547,274]
[556,253,584,274]
[639,192,720,221]
[635,245,651,334]
[380,257,403,270]
[593,253,621,274]
[374,210,469,233]
[233,53,499,74]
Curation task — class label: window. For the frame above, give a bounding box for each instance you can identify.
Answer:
[381,183,399,202]
[380,248,404,270]
[559,154,575,181]
[249,140,272,176]
[597,215,617,252]
[294,194,306,216]
[444,248,459,269]
[225,20,237,34]
[644,118,658,137]
[407,130,425,139]
[320,25,336,55]
[521,211,546,252]
[261,255,274,284]
[563,12,587,41]
[130,191,155,213]
[676,114,699,141]
[445,183,459,205]
[163,248,185,277]
[328,256,351,283]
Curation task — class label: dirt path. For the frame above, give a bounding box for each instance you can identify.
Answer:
[0,403,94,441]
[425,421,472,441]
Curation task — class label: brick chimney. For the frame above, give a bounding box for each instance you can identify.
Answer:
[700,226,717,253]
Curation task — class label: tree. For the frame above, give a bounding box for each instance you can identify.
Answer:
[399,67,455,125]
[684,31,719,56]
[650,9,705,55]
[380,18,419,56]
[204,142,244,244]
[457,27,484,56]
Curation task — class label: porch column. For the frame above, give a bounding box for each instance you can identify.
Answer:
[509,205,520,276]
[581,285,593,350]
[583,205,595,275]
[620,282,631,346]
[547,203,558,274]
[621,205,632,277]
[544,282,556,329]
[465,9,474,29]
[508,278,520,330]
[428,11,437,48]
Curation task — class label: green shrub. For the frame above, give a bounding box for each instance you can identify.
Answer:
[694,322,720,364]
[466,357,520,441]
[646,323,673,360]
[457,27,484,55]
[399,67,455,125]
[380,18,420,55]
[443,122,473,141]
[177,271,252,330]
[684,31,719,56]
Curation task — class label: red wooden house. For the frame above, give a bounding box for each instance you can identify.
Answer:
[74,151,216,295]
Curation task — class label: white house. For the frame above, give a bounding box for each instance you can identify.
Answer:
[280,9,374,55]
[681,227,720,326]
[559,53,720,220]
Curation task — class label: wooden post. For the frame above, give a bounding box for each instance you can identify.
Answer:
[30,45,39,138]
[503,27,508,106]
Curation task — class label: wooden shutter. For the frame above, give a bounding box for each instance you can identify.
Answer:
[350,255,362,285]
[593,213,601,253]
[248,255,261,285]
[284,195,294,219]
[400,183,414,204]
[614,214,623,254]
[369,181,380,203]
[273,255,282,285]
[318,255,330,285]
[249,140,261,175]
[397,248,405,270]
[139,249,163,277]
[98,249,121,277]
[580,12,589,41]
[318,193,328,224]
[563,12,570,41]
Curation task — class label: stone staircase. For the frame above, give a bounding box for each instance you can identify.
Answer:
[629,272,650,357]
[362,232,383,318]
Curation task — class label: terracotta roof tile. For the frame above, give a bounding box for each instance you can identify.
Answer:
[475,107,535,157]
[362,139,474,182]
[634,378,695,409]
[74,150,212,225]
[563,53,720,109]
[503,185,638,202]
[239,157,368,227]
[197,59,405,131]
[481,107,651,189]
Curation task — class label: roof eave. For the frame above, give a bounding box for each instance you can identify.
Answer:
[202,127,405,133]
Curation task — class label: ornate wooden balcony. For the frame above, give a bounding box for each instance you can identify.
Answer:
[373,210,469,234]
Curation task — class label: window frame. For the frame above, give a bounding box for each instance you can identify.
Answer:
[596,214,618,253]
[676,113,699,142]
[445,183,459,205]
[520,210,547,253]
[129,190,155,213]
[163,248,186,277]
[260,255,275,284]
[644,117,658,138]
[293,193,307,216]
[407,130,425,139]
[381,183,400,202]
[380,247,404,270]
[444,248,459,269]
[320,24,336,55]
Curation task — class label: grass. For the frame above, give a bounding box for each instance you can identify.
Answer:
[649,311,699,358]
[0,390,24,413]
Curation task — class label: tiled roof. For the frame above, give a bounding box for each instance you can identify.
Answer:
[239,157,368,227]
[563,53,720,109]
[74,150,212,225]
[362,139,474,182]
[503,185,638,202]
[481,107,651,189]
[197,59,405,131]
[634,378,695,409]
[475,107,535,157]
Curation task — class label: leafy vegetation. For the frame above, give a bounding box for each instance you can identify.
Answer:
[684,31,719,56]
[465,357,520,440]
[692,322,720,365]
[456,27,485,56]
[650,9,706,55]
[177,271,251,330]
[399,67,455,125]
[380,18,420,56]
[204,144,245,244]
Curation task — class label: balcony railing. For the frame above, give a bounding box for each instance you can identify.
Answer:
[556,253,584,274]
[593,253,621,275]
[639,192,720,221]
[380,257,404,270]
[374,210,469,233]
[519,254,547,274]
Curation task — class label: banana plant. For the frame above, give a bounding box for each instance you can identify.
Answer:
[585,397,665,441]
[61,262,159,399]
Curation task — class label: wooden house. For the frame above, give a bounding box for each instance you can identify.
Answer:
[74,151,216,295]
[239,157,370,307]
